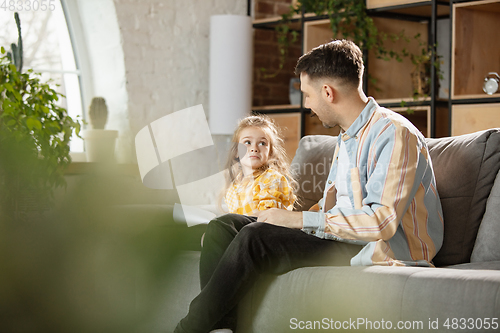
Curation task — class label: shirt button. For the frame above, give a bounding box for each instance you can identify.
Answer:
[328,180,332,184]
[311,230,316,235]
[319,206,322,210]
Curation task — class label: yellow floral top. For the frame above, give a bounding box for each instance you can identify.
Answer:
[225,168,295,216]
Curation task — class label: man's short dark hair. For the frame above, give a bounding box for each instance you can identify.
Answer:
[294,40,364,88]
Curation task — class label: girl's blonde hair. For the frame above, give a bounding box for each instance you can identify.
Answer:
[219,114,298,209]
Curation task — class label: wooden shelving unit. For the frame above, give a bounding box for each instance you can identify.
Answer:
[450,0,500,135]
[452,0,500,100]
[249,0,500,158]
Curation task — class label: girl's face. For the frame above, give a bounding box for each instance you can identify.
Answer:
[237,126,271,176]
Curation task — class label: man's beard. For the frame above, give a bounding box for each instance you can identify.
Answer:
[310,111,334,129]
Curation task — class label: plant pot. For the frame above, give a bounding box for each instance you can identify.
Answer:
[81,130,119,163]
[289,78,301,105]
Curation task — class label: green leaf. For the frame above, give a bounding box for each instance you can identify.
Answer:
[33,119,42,130]
[4,82,13,92]
[26,117,35,130]
[13,89,22,101]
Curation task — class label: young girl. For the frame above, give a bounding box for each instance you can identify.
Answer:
[180,115,297,333]
[222,114,297,215]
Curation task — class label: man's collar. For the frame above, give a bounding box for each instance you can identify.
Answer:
[341,97,378,141]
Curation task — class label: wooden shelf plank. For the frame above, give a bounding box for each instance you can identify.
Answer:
[252,104,301,111]
[367,0,430,9]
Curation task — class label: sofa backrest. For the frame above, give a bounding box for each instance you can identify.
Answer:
[291,135,336,211]
[427,129,500,266]
[471,169,500,263]
[291,129,500,267]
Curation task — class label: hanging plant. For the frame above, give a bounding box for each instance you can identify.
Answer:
[400,34,444,114]
[260,0,409,78]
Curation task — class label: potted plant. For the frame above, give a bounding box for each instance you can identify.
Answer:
[398,34,443,114]
[405,34,443,98]
[0,13,81,217]
[81,97,119,163]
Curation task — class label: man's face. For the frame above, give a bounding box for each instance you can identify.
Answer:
[300,73,336,128]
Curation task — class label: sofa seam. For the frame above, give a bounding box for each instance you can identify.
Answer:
[495,281,500,315]
[397,269,424,323]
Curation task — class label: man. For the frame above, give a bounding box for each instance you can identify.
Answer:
[175,40,443,333]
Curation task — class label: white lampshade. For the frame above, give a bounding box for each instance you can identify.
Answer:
[209,15,253,135]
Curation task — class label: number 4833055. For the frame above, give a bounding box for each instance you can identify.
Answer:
[443,318,499,330]
[1,0,57,12]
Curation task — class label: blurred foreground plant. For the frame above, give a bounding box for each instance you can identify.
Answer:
[0,146,201,332]
[0,13,81,216]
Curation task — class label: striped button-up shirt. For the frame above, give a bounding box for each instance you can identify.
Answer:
[302,98,444,267]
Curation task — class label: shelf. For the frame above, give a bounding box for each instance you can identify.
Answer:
[265,113,302,162]
[250,0,452,138]
[451,97,500,104]
[390,104,449,137]
[302,17,431,102]
[252,104,301,113]
[451,0,500,99]
[452,94,500,101]
[253,13,303,30]
[452,103,500,136]
[377,96,431,105]
[392,105,431,137]
[367,0,450,18]
[367,17,429,101]
[303,19,334,54]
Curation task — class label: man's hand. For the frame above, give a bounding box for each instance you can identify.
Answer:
[255,209,303,229]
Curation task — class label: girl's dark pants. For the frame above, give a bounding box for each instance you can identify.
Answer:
[174,213,363,333]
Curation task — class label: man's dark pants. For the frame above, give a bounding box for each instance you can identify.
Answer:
[174,213,363,333]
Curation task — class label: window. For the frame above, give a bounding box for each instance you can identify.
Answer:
[0,0,84,152]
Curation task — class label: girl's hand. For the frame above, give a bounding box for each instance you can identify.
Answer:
[256,209,303,229]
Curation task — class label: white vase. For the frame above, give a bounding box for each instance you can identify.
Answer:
[81,129,119,163]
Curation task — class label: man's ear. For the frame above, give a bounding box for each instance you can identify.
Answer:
[322,84,335,103]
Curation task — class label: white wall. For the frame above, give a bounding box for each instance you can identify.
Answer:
[116,0,247,162]
[73,0,247,163]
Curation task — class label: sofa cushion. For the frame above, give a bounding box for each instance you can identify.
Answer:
[238,265,500,332]
[471,170,500,263]
[291,135,336,211]
[427,129,500,266]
